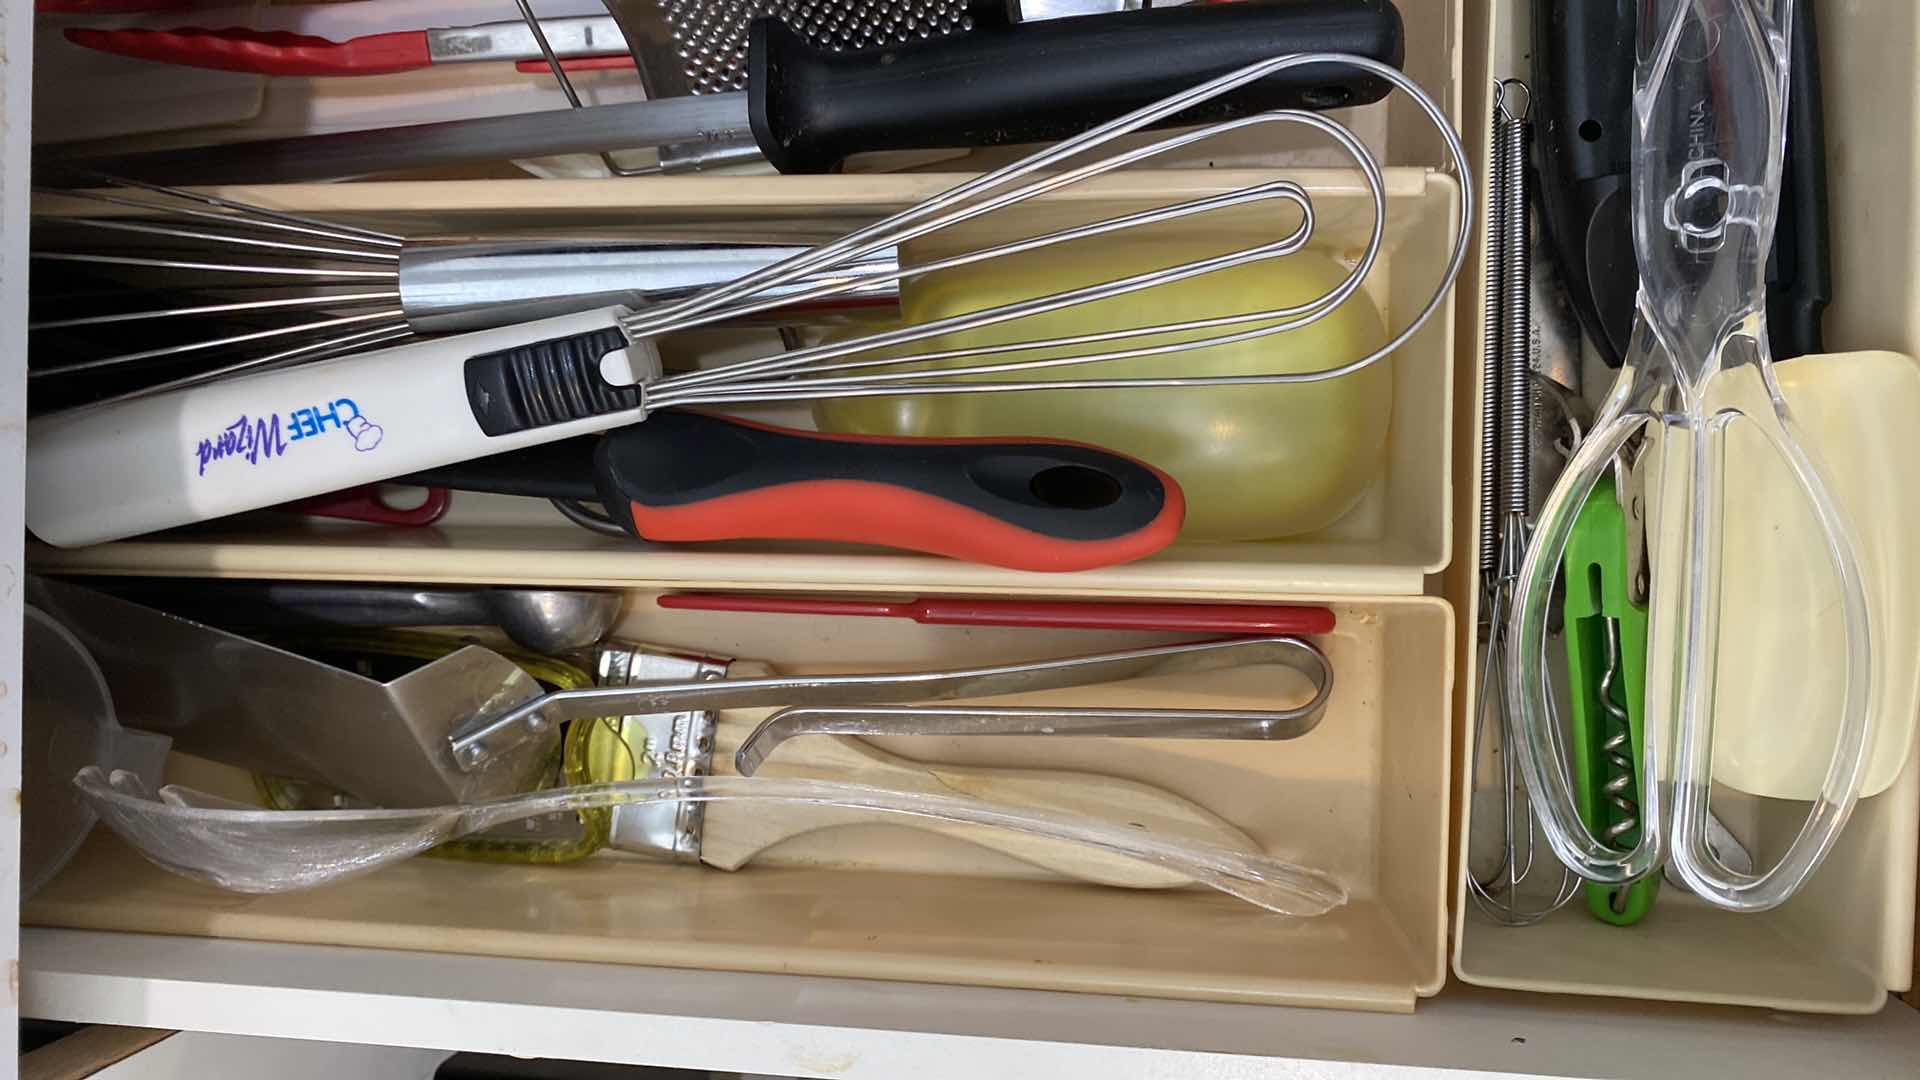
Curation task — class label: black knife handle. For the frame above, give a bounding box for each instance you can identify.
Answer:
[1532,0,1636,367]
[1535,0,1830,366]
[1766,0,1830,360]
[400,436,603,501]
[748,0,1405,174]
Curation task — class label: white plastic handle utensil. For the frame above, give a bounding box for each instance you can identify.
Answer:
[73,765,1348,915]
[27,306,648,547]
[1506,0,1871,911]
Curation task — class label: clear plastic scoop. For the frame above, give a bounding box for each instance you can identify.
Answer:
[1505,0,1872,910]
[72,765,1348,917]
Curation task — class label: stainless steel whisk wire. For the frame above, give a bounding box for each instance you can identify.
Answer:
[607,52,1470,410]
[1469,78,1579,926]
[31,175,417,382]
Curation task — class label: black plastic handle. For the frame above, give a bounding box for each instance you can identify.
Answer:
[596,412,1184,571]
[1533,0,1829,366]
[401,436,602,501]
[749,0,1405,174]
[1765,0,1830,360]
[1532,0,1636,367]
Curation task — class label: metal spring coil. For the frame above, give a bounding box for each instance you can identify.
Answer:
[1494,84,1532,518]
[1477,94,1507,578]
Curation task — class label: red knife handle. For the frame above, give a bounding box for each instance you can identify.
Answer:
[64,26,434,76]
[42,2,205,11]
[657,592,1339,635]
[906,598,1337,634]
[596,413,1183,572]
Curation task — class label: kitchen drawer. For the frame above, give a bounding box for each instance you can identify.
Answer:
[1447,0,1919,1012]
[15,0,1474,1035]
[16,0,1919,1070]
[25,593,1454,1012]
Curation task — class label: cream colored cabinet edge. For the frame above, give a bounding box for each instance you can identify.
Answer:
[3,0,32,1074]
[21,929,1920,1079]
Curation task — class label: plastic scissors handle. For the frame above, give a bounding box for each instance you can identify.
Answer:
[1662,356,1871,908]
[1509,365,1670,887]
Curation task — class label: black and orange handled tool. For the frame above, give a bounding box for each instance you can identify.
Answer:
[402,412,1183,572]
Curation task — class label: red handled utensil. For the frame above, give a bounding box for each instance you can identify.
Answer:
[401,413,1183,573]
[275,484,452,528]
[63,16,630,77]
[658,593,1337,634]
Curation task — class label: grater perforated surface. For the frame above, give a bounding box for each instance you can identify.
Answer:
[660,0,980,94]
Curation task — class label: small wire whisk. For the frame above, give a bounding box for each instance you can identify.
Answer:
[27,52,1471,550]
[1468,79,1579,927]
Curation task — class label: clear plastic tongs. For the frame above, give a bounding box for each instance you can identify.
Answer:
[1506,0,1872,910]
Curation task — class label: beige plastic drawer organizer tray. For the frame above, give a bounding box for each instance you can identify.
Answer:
[23,1,1466,1014]
[20,0,1914,1019]
[1447,0,1917,1015]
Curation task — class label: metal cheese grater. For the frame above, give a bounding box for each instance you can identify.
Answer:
[520,1,1144,171]
[661,0,985,94]
[590,0,994,170]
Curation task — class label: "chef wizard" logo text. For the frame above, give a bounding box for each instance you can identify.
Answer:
[194,397,384,477]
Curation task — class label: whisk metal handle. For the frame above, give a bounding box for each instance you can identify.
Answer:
[397,241,902,334]
[1493,93,1533,519]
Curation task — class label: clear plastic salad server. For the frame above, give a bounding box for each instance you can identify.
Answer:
[71,766,1348,916]
[1505,0,1872,911]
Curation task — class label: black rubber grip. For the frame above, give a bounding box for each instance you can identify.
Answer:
[748,0,1404,174]
[464,327,639,437]
[399,436,602,500]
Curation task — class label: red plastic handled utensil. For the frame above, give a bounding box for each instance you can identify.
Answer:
[40,2,205,11]
[63,16,632,77]
[64,26,440,76]
[275,484,452,527]
[398,413,1182,570]
[658,593,1337,634]
[598,414,1183,572]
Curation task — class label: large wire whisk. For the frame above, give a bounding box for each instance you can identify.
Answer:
[601,54,1468,412]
